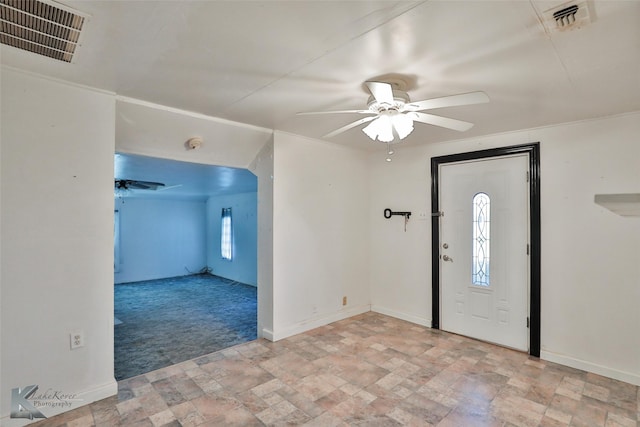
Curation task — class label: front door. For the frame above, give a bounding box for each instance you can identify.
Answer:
[439,154,530,351]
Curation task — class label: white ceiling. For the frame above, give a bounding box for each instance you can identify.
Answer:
[2,0,639,193]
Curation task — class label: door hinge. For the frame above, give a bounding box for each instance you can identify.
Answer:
[527,317,530,328]
[526,171,530,182]
[526,244,530,255]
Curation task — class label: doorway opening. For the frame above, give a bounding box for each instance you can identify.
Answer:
[430,143,540,356]
[114,153,258,379]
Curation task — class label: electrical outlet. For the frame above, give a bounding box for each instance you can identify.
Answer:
[342,296,347,306]
[70,331,84,349]
[418,211,429,221]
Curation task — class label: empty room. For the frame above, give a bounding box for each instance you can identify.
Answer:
[113,153,258,380]
[1,1,638,426]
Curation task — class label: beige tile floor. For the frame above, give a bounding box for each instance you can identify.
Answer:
[33,312,639,426]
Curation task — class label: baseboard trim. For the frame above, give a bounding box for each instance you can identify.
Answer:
[1,379,118,426]
[269,304,371,341]
[371,305,431,328]
[261,328,275,341]
[540,350,640,386]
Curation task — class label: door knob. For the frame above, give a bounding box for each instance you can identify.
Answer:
[442,254,453,262]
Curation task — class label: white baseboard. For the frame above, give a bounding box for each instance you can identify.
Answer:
[540,350,640,386]
[261,328,274,341]
[371,305,431,328]
[1,379,118,426]
[268,304,371,341]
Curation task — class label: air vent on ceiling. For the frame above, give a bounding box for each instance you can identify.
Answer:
[543,1,592,32]
[0,0,88,62]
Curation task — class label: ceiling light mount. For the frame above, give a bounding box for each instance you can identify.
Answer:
[361,74,416,93]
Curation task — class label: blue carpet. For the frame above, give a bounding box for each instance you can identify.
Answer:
[114,274,257,380]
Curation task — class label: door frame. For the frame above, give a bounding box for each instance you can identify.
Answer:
[430,143,541,357]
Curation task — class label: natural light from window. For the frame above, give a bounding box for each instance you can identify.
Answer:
[472,192,490,286]
[221,207,232,260]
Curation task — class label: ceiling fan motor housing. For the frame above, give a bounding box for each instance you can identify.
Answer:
[367,90,410,112]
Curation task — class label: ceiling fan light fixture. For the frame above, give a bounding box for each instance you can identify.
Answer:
[361,120,378,140]
[362,114,395,143]
[362,116,382,141]
[377,118,394,143]
[392,113,414,140]
[362,110,413,142]
[299,81,488,160]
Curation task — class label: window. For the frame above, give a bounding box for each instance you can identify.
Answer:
[221,207,232,260]
[472,192,490,286]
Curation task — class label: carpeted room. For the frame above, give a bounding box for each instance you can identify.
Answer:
[114,153,259,380]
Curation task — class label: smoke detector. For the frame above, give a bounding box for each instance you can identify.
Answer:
[543,1,592,32]
[186,137,203,150]
[0,0,89,62]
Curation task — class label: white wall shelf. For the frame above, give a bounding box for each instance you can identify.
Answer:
[594,193,640,217]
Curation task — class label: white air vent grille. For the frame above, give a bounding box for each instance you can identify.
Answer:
[543,1,592,32]
[0,0,87,62]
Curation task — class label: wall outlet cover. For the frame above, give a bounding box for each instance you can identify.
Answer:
[70,331,85,349]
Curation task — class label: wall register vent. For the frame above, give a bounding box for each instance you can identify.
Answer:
[0,0,88,62]
[543,1,592,32]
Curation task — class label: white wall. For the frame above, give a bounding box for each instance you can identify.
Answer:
[206,192,258,286]
[369,112,640,386]
[368,149,433,327]
[114,197,207,284]
[248,140,274,339]
[271,132,371,340]
[0,69,117,423]
[536,114,640,385]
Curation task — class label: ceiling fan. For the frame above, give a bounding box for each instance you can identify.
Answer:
[298,81,489,145]
[115,179,165,191]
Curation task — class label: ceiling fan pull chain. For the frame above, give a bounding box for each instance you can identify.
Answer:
[386,142,395,162]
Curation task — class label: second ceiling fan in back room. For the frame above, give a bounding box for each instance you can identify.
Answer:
[115,179,165,191]
[298,79,489,161]
[114,179,183,201]
[114,179,171,204]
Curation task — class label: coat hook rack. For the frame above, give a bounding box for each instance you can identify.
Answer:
[384,208,412,231]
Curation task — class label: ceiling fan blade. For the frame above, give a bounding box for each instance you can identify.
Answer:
[297,110,374,116]
[366,81,394,105]
[405,91,489,112]
[129,180,165,190]
[324,116,377,138]
[127,182,150,189]
[157,184,183,192]
[410,112,474,132]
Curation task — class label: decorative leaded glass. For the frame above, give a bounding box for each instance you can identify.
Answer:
[472,193,490,286]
